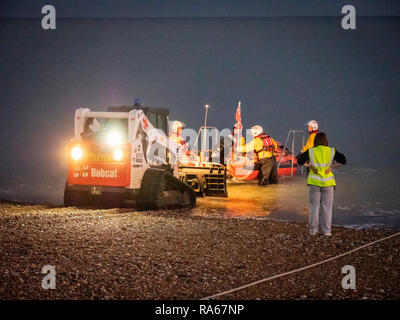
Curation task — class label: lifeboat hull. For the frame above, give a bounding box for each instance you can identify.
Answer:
[229,164,297,181]
[228,144,298,181]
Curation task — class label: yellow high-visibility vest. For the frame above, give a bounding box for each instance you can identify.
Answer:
[307,146,336,187]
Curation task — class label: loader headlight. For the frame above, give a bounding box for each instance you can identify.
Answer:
[106,131,122,146]
[113,148,124,161]
[71,146,83,160]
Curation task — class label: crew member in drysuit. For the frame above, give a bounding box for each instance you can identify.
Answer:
[301,120,319,153]
[170,121,186,147]
[81,117,101,139]
[297,132,346,236]
[81,117,95,138]
[169,120,189,163]
[237,125,278,185]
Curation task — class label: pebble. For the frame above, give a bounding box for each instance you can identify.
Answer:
[1,200,399,299]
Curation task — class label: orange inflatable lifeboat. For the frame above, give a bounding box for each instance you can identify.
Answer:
[227,142,297,181]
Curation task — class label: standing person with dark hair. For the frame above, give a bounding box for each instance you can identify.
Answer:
[297,132,346,236]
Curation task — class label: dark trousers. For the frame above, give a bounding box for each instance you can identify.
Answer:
[258,157,278,185]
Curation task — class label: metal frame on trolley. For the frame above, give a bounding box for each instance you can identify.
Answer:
[277,130,306,176]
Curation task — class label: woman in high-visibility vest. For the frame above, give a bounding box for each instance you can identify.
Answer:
[297,132,346,236]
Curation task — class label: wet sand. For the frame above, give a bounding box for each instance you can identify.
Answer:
[0,200,399,300]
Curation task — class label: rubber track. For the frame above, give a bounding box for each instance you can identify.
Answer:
[137,168,196,210]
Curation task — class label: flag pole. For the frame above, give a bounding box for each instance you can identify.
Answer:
[202,104,209,162]
[233,101,242,163]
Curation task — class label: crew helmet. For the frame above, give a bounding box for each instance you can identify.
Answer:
[251,125,263,137]
[172,120,184,133]
[306,120,318,131]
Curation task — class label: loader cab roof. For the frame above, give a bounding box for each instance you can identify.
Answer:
[107,105,170,116]
[107,105,170,134]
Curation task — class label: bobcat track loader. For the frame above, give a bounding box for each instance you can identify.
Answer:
[64,105,227,209]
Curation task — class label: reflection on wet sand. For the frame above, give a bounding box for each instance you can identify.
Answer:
[192,177,309,219]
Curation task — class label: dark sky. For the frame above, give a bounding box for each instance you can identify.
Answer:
[1,0,400,18]
[0,2,400,200]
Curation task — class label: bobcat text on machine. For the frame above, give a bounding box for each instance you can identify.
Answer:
[64,104,227,209]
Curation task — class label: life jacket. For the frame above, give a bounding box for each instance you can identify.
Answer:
[169,132,186,146]
[255,134,276,153]
[307,145,336,187]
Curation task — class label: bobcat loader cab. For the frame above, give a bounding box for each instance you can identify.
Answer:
[64,105,196,209]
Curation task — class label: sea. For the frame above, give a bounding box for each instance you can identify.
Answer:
[1,165,399,229]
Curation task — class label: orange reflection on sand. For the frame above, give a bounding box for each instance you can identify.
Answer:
[192,178,309,219]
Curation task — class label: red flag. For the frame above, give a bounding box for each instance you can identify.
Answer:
[235,101,242,127]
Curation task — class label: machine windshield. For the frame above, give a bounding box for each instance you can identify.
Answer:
[81,117,129,144]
